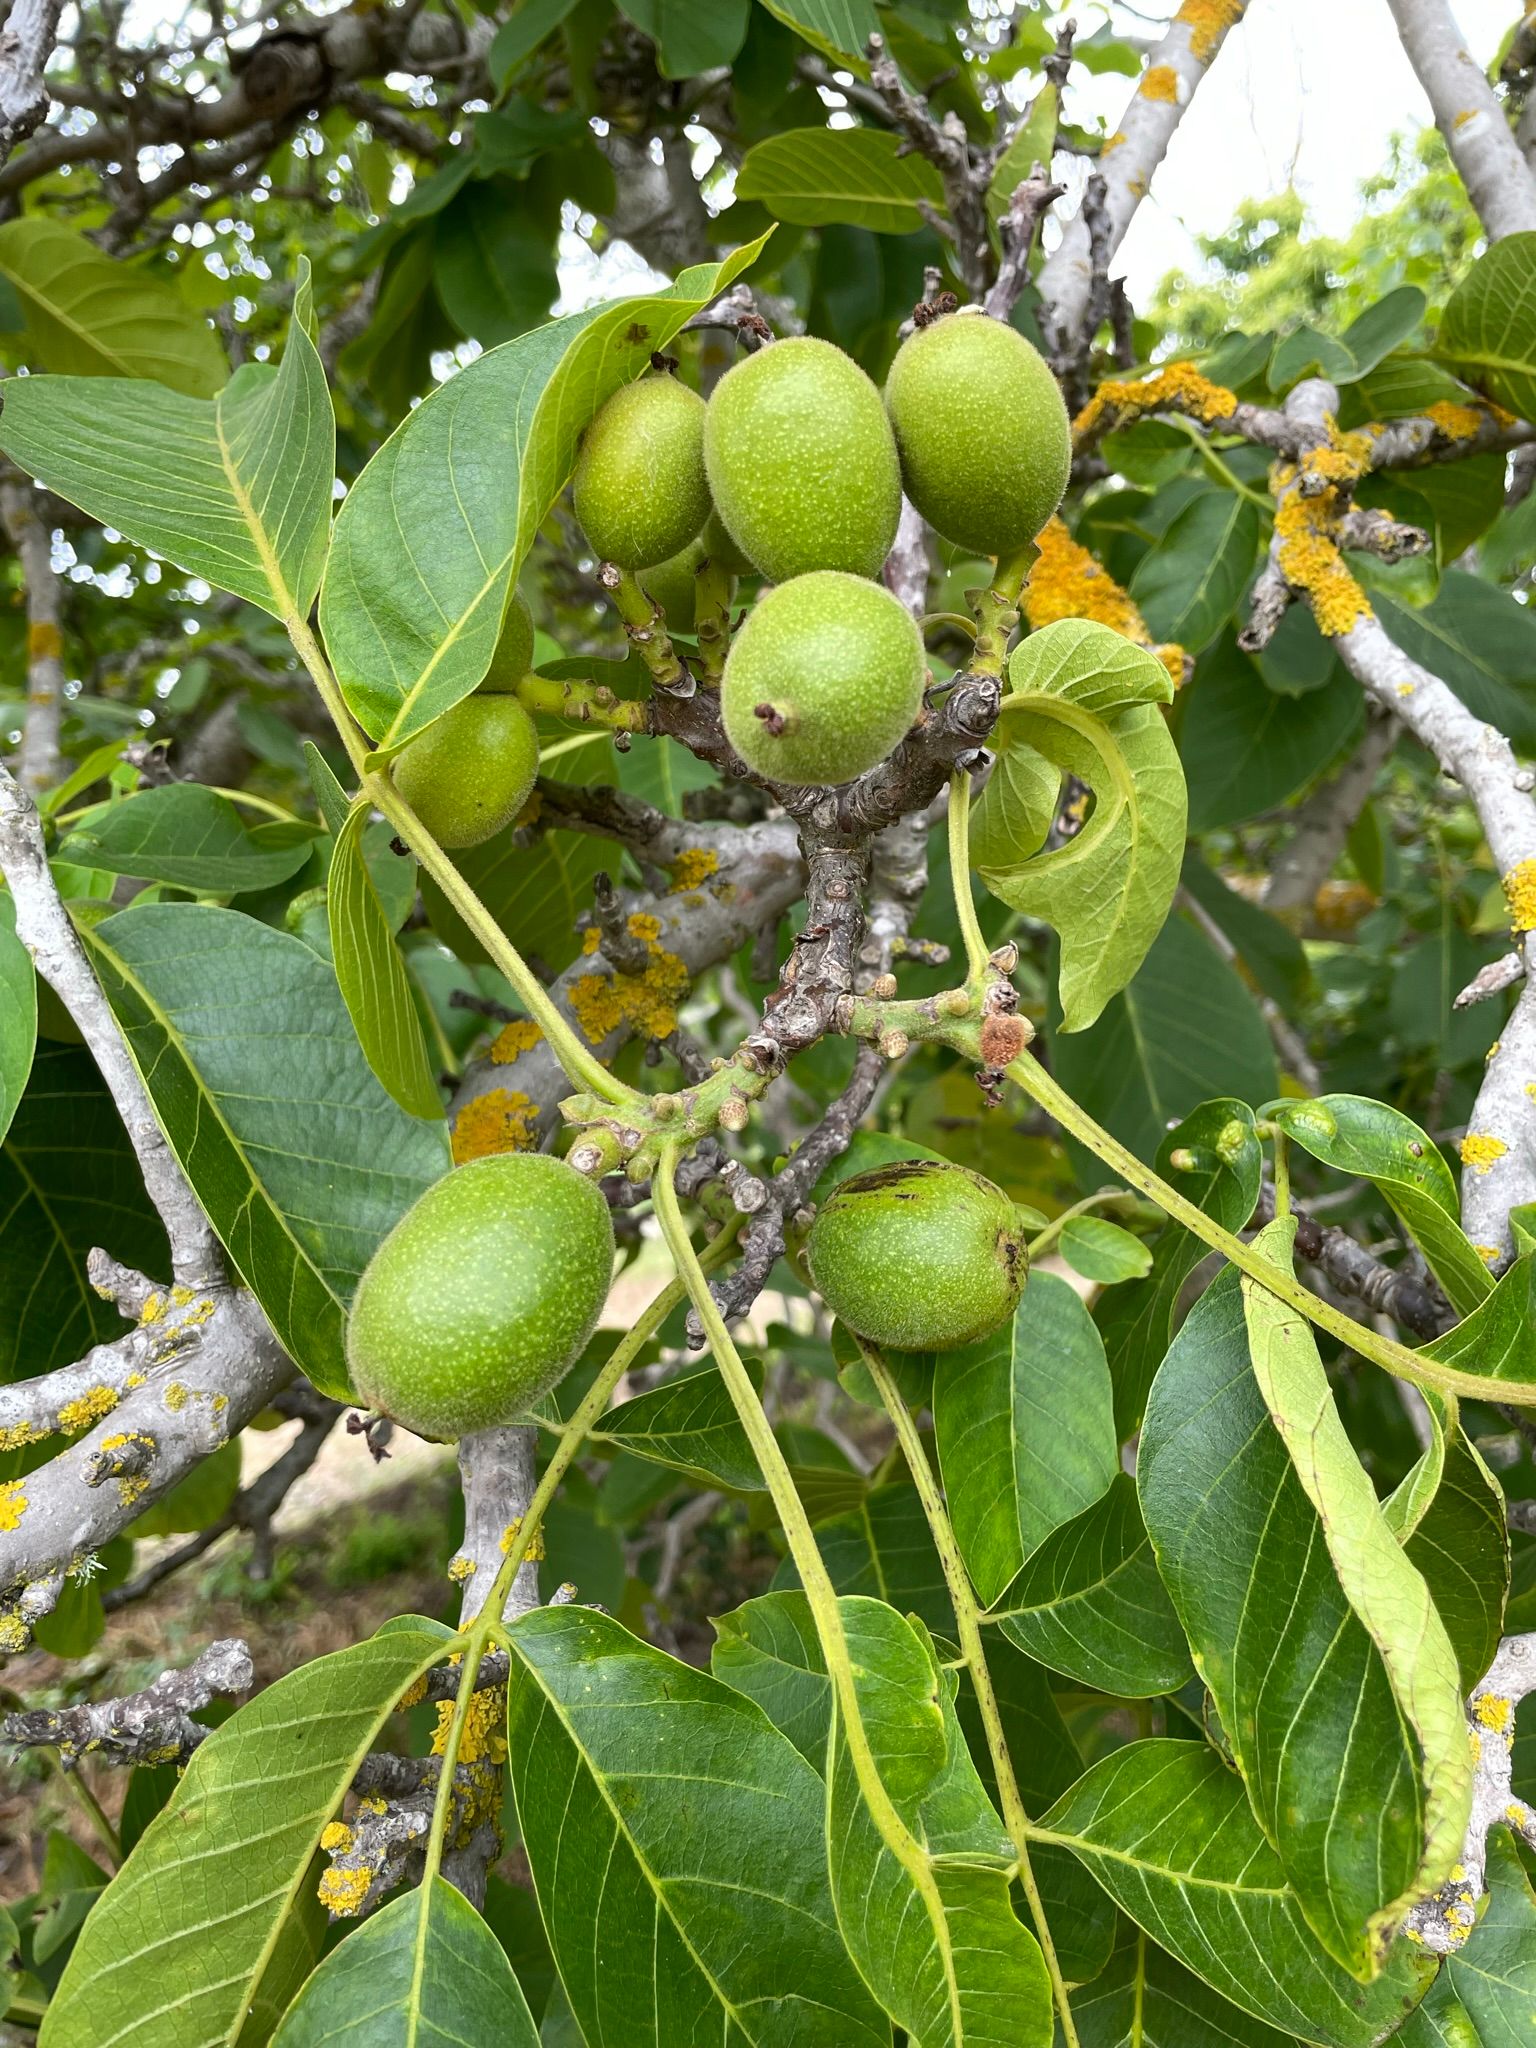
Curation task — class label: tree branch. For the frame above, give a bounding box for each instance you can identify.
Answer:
[0,0,63,169]
[3,1637,253,1763]
[1387,0,1536,237]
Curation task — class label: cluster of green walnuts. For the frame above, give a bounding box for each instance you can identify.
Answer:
[351,312,1071,1443]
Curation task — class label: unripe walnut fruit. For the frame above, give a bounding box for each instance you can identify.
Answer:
[807,1160,1028,1351]
[885,313,1070,558]
[573,373,710,570]
[704,337,901,581]
[391,694,539,850]
[347,1153,614,1441]
[477,591,536,692]
[721,570,925,786]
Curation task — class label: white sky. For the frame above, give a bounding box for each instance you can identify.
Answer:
[1091,0,1517,299]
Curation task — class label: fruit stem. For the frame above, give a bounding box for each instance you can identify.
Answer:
[947,770,991,980]
[513,671,650,732]
[857,1338,1083,2048]
[602,565,693,694]
[284,615,638,1110]
[969,544,1034,679]
[693,554,735,683]
[1005,1049,1531,1405]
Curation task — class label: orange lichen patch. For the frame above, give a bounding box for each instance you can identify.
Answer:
[397,1674,429,1710]
[501,1514,546,1562]
[1425,398,1491,442]
[1274,492,1372,637]
[1177,0,1244,61]
[451,1087,539,1164]
[1460,1132,1508,1174]
[1474,1692,1512,1734]
[432,1686,508,1770]
[1102,129,1126,152]
[1475,1243,1505,1266]
[489,1017,542,1065]
[1303,430,1374,487]
[668,847,720,892]
[58,1384,119,1434]
[1024,519,1186,678]
[1502,858,1536,933]
[568,914,689,1045]
[317,1866,372,1916]
[1072,360,1236,447]
[1452,109,1477,129]
[0,1481,27,1531]
[320,1821,354,1853]
[1140,63,1179,101]
[28,621,62,661]
[1312,879,1375,933]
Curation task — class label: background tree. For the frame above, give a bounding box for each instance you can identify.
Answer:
[2,2,1536,2043]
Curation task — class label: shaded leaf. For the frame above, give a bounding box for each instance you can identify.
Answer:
[711,1590,830,1770]
[1402,1420,1509,1692]
[619,0,750,75]
[1422,1252,1536,1399]
[1398,1833,1536,2046]
[60,785,316,896]
[329,800,442,1121]
[1179,635,1363,831]
[737,126,945,232]
[1375,572,1536,749]
[1129,491,1262,654]
[756,0,880,65]
[772,1481,953,1635]
[590,1362,762,1491]
[0,890,36,1148]
[1069,1917,1302,2047]
[1057,1216,1152,1285]
[1434,232,1536,420]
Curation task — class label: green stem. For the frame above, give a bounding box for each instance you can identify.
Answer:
[1006,1050,1523,1405]
[948,771,991,981]
[1025,1187,1142,1262]
[1271,1126,1292,1221]
[514,672,649,731]
[857,1340,1082,2048]
[608,569,692,693]
[694,556,735,684]
[1165,416,1271,509]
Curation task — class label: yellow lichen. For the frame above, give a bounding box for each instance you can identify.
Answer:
[1474,1692,1512,1732]
[1475,1243,1504,1266]
[667,847,720,893]
[1140,63,1179,101]
[57,1384,119,1434]
[447,1554,476,1584]
[1176,0,1244,61]
[117,1475,150,1509]
[163,1381,190,1412]
[125,1371,146,1390]
[568,913,689,1045]
[580,926,601,955]
[0,1612,29,1653]
[1506,1801,1534,1827]
[432,1687,508,1770]
[1312,879,1375,933]
[1073,360,1236,447]
[358,1793,387,1816]
[0,1481,27,1531]
[1425,399,1490,443]
[489,1018,542,1065]
[28,620,63,662]
[319,1821,354,1853]
[0,1421,45,1453]
[1274,492,1372,637]
[398,1674,428,1709]
[99,1429,155,1456]
[1503,858,1536,933]
[515,789,542,830]
[1470,1728,1483,1763]
[451,1086,539,1164]
[1024,518,1149,641]
[1102,129,1126,153]
[1460,1132,1508,1175]
[139,1292,165,1325]
[317,1865,372,1916]
[501,1515,546,1562]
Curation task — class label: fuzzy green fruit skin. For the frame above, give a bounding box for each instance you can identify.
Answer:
[640,538,735,636]
[807,1160,1027,1352]
[347,1153,614,1441]
[478,592,536,692]
[392,695,539,850]
[573,374,710,570]
[720,571,925,785]
[704,338,901,581]
[702,507,755,580]
[885,313,1070,558]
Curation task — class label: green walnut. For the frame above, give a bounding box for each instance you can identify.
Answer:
[702,507,755,579]
[704,337,902,581]
[884,312,1070,558]
[720,570,925,785]
[347,1153,615,1441]
[391,694,539,850]
[573,372,710,570]
[640,537,735,636]
[806,1160,1027,1351]
[477,591,536,693]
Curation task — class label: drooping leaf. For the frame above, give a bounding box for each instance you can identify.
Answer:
[59,785,317,896]
[1129,491,1263,654]
[0,259,334,622]
[0,218,227,395]
[737,127,945,233]
[80,903,449,1399]
[505,1604,889,2048]
[318,244,766,754]
[989,1475,1193,1697]
[39,1626,447,2048]
[1397,1833,1536,2046]
[1240,1218,1471,1952]
[619,0,751,75]
[433,179,561,347]
[329,800,442,1122]
[589,1362,762,1491]
[711,1590,831,1769]
[932,1275,1119,1605]
[1434,232,1536,420]
[1266,1093,1492,1315]
[271,1875,540,2047]
[0,891,36,1149]
[974,620,1186,1032]
[1038,1742,1436,2047]
[0,1044,167,1381]
[1140,1261,1461,1978]
[1402,1419,1509,1692]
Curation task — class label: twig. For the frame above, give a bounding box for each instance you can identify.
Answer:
[3,1638,253,1764]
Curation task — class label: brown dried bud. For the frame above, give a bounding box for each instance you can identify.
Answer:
[979,1011,1030,1067]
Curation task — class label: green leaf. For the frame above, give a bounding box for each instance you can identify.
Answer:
[0,219,227,395]
[975,620,1186,1032]
[1179,635,1363,831]
[989,1474,1192,1697]
[1336,286,1429,379]
[433,181,560,347]
[505,1603,889,2048]
[489,0,583,88]
[619,0,750,75]
[932,1274,1119,1605]
[0,891,36,1148]
[1398,1834,1536,2046]
[1057,1215,1152,1285]
[1434,231,1536,421]
[711,1590,832,1769]
[130,1435,240,1537]
[756,0,880,65]
[271,1875,539,2047]
[1129,492,1262,654]
[987,86,1057,223]
[39,1626,447,2048]
[1421,1251,1536,1397]
[737,126,945,233]
[329,801,442,1122]
[0,259,334,623]
[0,1044,167,1380]
[1269,323,1357,392]
[1141,1261,1462,1978]
[1374,572,1536,750]
[1070,1917,1304,2048]
[1179,847,1310,1008]
[773,1481,953,1634]
[1038,1741,1436,2047]
[1241,1217,1472,1945]
[588,1361,762,1490]
[1053,915,1276,1173]
[1402,1420,1509,1693]
[80,903,449,1399]
[1266,1093,1492,1315]
[318,245,766,754]
[826,1599,1053,2048]
[59,785,316,896]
